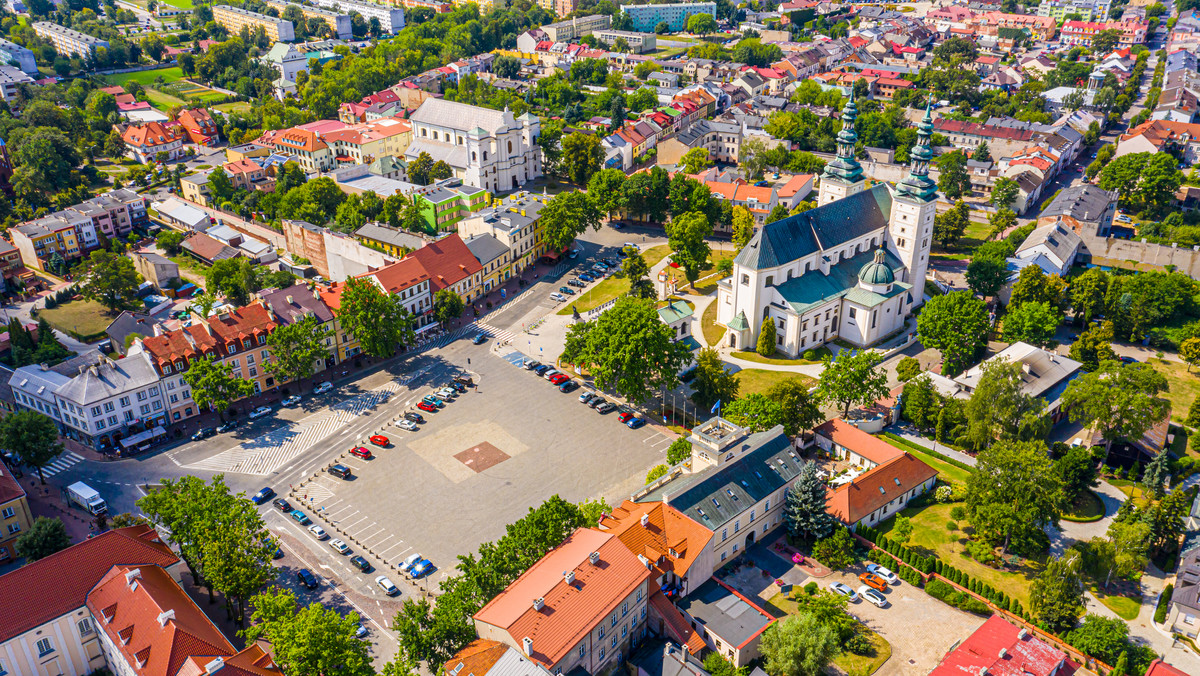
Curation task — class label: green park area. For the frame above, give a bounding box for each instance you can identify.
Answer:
[39,299,115,342]
[734,369,814,397]
[106,66,186,88]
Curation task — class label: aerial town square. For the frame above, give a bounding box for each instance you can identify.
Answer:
[2,1,1200,676]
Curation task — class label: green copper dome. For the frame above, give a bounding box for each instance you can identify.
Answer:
[858,248,894,285]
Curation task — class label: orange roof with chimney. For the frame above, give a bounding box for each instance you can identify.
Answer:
[825,453,937,525]
[205,303,276,347]
[1120,119,1200,150]
[405,233,481,293]
[445,640,512,676]
[123,121,186,149]
[320,281,347,312]
[596,500,713,581]
[363,257,431,294]
[276,128,327,153]
[223,159,262,176]
[141,324,222,370]
[177,643,279,676]
[473,529,654,669]
[86,565,234,676]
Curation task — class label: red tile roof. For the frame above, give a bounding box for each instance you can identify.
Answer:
[0,525,179,641]
[814,420,903,465]
[123,121,187,149]
[177,643,280,676]
[445,639,512,676]
[181,232,238,263]
[0,456,25,508]
[405,233,481,293]
[473,529,654,669]
[933,118,1037,142]
[930,616,1073,676]
[1144,659,1189,676]
[825,453,937,525]
[648,591,705,654]
[597,500,713,581]
[363,257,431,294]
[141,324,221,371]
[86,565,234,676]
[205,303,276,347]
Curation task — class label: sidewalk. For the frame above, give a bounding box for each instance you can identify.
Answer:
[885,425,978,466]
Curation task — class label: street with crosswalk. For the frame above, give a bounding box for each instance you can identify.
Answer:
[40,451,85,478]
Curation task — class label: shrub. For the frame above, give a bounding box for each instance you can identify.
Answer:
[803,581,818,596]
[802,349,817,360]
[645,465,668,483]
[967,541,996,564]
[946,520,958,531]
[936,485,953,502]
[950,505,966,520]
[1155,584,1174,624]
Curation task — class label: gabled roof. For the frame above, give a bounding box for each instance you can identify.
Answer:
[598,500,713,581]
[0,456,25,508]
[0,525,178,641]
[205,303,276,345]
[734,184,893,271]
[363,257,431,294]
[929,616,1071,676]
[814,419,903,465]
[825,452,936,524]
[473,529,654,669]
[405,233,482,293]
[260,283,334,325]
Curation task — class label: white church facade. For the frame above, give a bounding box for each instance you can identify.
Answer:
[716,96,937,355]
[405,98,543,194]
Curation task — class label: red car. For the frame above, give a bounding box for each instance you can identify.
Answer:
[617,411,635,423]
[369,435,389,447]
[417,401,437,413]
[350,447,373,460]
[549,374,569,385]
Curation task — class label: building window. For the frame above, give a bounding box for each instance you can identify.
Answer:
[78,618,93,636]
[622,624,628,638]
[721,528,727,541]
[1,507,12,519]
[36,638,53,656]
[599,647,606,662]
[579,645,585,658]
[7,523,19,535]
[622,602,628,617]
[721,551,727,561]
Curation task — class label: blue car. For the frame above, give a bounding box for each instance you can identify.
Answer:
[290,509,311,526]
[297,569,318,589]
[422,395,445,408]
[626,417,647,429]
[251,487,274,504]
[411,559,433,578]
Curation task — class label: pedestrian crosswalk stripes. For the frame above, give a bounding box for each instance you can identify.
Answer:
[473,322,517,345]
[185,382,403,476]
[40,451,84,478]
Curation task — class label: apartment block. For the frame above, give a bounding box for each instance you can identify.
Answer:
[0,36,37,74]
[0,65,33,102]
[457,191,550,278]
[32,22,109,57]
[212,4,296,42]
[593,29,657,53]
[11,213,85,272]
[541,14,612,42]
[311,0,406,32]
[265,0,352,39]
[618,3,716,33]
[1037,0,1113,21]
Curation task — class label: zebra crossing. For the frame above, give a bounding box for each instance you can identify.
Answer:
[474,321,518,344]
[184,382,403,476]
[41,451,84,478]
[421,321,518,350]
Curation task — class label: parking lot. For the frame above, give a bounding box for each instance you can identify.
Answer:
[290,341,676,586]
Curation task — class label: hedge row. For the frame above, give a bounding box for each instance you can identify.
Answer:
[857,524,934,581]
[880,433,976,474]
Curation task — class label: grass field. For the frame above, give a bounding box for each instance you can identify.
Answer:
[144,88,188,111]
[701,299,724,347]
[105,66,185,88]
[556,276,629,315]
[733,346,831,366]
[1149,358,1199,425]
[1062,489,1105,521]
[215,101,252,115]
[879,434,973,486]
[640,244,671,268]
[159,0,195,9]
[878,502,1043,607]
[734,369,815,397]
[664,249,735,295]
[39,299,119,341]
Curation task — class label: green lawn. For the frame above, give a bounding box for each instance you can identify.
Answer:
[1148,358,1199,426]
[1091,586,1141,620]
[641,244,672,268]
[733,346,831,366]
[556,276,630,315]
[1107,478,1153,509]
[664,249,735,295]
[701,299,725,347]
[105,66,185,88]
[215,101,252,115]
[1062,489,1105,522]
[160,0,195,8]
[877,502,1044,607]
[144,88,189,111]
[39,299,120,342]
[734,369,815,397]
[767,593,891,676]
[879,434,973,486]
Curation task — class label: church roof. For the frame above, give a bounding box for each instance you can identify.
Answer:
[858,248,895,285]
[775,247,910,316]
[734,184,893,271]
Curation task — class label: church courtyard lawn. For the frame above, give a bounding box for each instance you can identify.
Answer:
[732,347,831,366]
[878,434,973,486]
[734,369,815,397]
[556,276,630,315]
[701,299,725,347]
[663,249,736,295]
[932,220,993,261]
[876,502,1044,608]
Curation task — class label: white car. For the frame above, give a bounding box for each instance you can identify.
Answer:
[314,382,334,395]
[308,525,328,540]
[549,292,566,302]
[329,539,350,554]
[395,419,417,431]
[376,575,400,596]
[282,395,302,406]
[436,387,456,399]
[865,563,898,584]
[248,406,272,420]
[354,623,368,638]
[828,581,858,601]
[858,586,888,608]
[543,369,561,380]
[399,553,422,574]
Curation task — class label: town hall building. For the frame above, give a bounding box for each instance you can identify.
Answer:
[716,95,936,355]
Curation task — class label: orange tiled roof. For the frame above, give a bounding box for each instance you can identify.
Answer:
[363,257,431,294]
[141,324,221,370]
[597,500,713,581]
[1120,119,1200,149]
[648,591,705,654]
[445,639,511,676]
[123,121,186,149]
[825,453,937,524]
[814,419,903,465]
[205,303,276,346]
[405,233,481,293]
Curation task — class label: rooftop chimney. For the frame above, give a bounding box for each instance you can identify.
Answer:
[998,648,1007,659]
[533,597,544,611]
[1017,629,1029,640]
[638,554,651,569]
[564,571,575,585]
[157,610,175,626]
[125,568,142,586]
[204,658,224,675]
[640,513,649,527]
[589,551,600,565]
[522,637,533,657]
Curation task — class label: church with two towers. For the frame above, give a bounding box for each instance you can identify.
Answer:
[716,95,938,355]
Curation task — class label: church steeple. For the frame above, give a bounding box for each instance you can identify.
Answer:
[896,102,938,203]
[823,89,864,185]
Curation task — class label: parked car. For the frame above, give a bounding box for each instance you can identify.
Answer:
[558,286,575,295]
[328,464,352,479]
[422,395,445,408]
[273,547,284,560]
[617,411,635,423]
[412,559,433,578]
[436,387,457,399]
[396,419,418,431]
[448,382,467,393]
[273,497,292,512]
[248,406,272,420]
[533,365,551,376]
[308,524,328,540]
[314,382,334,395]
[251,487,274,504]
[330,539,351,554]
[350,555,372,572]
[453,375,474,386]
[290,510,311,526]
[580,392,597,405]
[627,417,646,429]
[369,435,389,447]
[399,553,422,574]
[473,333,488,345]
[549,292,566,302]
[568,279,586,288]
[282,395,302,406]
[1119,355,1138,364]
[589,397,607,409]
[354,623,368,639]
[192,428,215,441]
[579,272,596,282]
[549,374,570,385]
[404,412,425,423]
[828,581,858,601]
[858,587,888,608]
[297,569,319,590]
[376,575,401,596]
[216,420,239,433]
[859,572,889,593]
[542,369,560,380]
[596,402,617,414]
[350,447,373,460]
[417,401,438,413]
[865,563,898,584]
[559,380,579,393]
[524,360,542,371]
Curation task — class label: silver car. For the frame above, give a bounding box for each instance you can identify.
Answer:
[828,581,858,601]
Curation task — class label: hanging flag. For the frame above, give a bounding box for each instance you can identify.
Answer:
[710,400,720,415]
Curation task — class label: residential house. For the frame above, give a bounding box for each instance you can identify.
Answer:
[212,5,295,42]
[154,198,211,232]
[0,457,32,566]
[176,108,219,146]
[674,580,775,668]
[224,159,270,191]
[318,281,361,362]
[122,121,187,164]
[1062,19,1149,48]
[1117,119,1200,165]
[359,258,434,331]
[180,171,213,207]
[201,303,279,394]
[406,233,484,303]
[180,232,240,266]
[1037,0,1112,21]
[103,311,160,356]
[929,342,1084,422]
[259,283,338,371]
[273,128,334,172]
[619,2,716,32]
[1008,220,1083,279]
[473,528,654,675]
[31,21,107,57]
[464,233,510,294]
[132,252,179,288]
[11,213,85,272]
[264,0,351,39]
[323,118,413,165]
[595,500,715,599]
[354,223,427,258]
[930,616,1073,676]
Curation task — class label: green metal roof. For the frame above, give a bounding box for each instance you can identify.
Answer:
[657,300,693,324]
[857,248,895,285]
[774,247,907,315]
[727,310,749,331]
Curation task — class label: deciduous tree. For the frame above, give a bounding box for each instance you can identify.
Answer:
[759,612,838,676]
[724,394,785,432]
[991,176,1019,209]
[265,315,332,384]
[1181,337,1200,372]
[432,290,465,328]
[244,587,374,676]
[79,250,140,314]
[815,350,889,417]
[691,347,739,412]
[967,440,1064,555]
[560,132,604,185]
[1069,321,1118,372]
[334,276,415,359]
[963,358,1049,449]
[1031,555,1084,633]
[586,168,627,218]
[1010,265,1067,310]
[766,377,823,436]
[965,257,1009,299]
[1061,361,1169,456]
[540,191,602,253]
[15,516,70,561]
[916,291,989,377]
[679,147,712,174]
[934,199,970,247]
[622,253,654,299]
[0,410,64,484]
[666,211,712,286]
[1055,445,1100,503]
[936,151,971,198]
[1001,300,1060,347]
[182,356,255,420]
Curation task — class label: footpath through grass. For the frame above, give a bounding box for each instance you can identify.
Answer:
[879,433,973,485]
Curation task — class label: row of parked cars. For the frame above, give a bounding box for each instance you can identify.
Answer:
[827,563,900,608]
[520,360,647,429]
[550,256,622,302]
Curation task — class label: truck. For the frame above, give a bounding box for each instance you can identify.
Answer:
[65,482,107,515]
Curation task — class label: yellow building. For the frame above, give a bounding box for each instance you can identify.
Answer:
[180,172,212,207]
[321,282,363,362]
[457,191,551,276]
[11,214,84,273]
[0,458,33,565]
[264,0,352,39]
[212,4,297,42]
